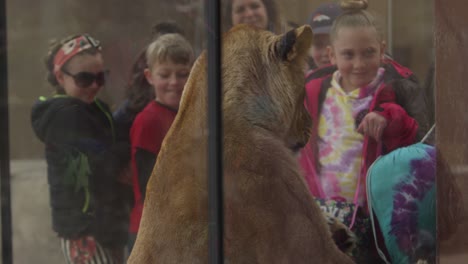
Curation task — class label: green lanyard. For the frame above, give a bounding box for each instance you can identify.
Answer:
[94,99,116,143]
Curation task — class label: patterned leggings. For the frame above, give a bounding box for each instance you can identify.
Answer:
[60,236,124,264]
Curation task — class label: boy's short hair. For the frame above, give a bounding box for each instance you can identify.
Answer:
[307,3,343,34]
[146,33,194,69]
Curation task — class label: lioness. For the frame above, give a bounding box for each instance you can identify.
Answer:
[128,25,354,264]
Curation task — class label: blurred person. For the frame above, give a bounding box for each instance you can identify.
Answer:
[222,0,287,33]
[31,34,129,263]
[306,2,343,70]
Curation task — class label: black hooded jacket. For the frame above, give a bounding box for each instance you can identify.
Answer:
[31,96,130,248]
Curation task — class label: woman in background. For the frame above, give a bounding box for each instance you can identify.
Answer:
[222,0,287,33]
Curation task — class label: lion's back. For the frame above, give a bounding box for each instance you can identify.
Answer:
[129,25,354,264]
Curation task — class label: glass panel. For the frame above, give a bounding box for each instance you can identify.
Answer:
[5,0,439,263]
[8,1,205,262]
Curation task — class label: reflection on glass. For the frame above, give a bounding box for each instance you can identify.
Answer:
[6,0,437,263]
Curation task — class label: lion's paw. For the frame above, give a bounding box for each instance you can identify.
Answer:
[323,213,357,255]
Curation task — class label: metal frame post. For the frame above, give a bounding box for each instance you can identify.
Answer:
[205,0,224,263]
[0,0,12,262]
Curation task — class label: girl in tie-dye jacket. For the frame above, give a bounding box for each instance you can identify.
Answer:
[299,1,429,262]
[298,0,428,210]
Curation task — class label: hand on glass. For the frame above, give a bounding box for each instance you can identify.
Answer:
[357,112,388,141]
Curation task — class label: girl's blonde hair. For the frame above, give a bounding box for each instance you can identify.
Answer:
[330,0,382,43]
[146,33,194,69]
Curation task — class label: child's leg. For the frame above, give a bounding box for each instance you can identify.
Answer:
[60,236,123,264]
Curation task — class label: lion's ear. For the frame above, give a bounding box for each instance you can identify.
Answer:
[275,25,313,63]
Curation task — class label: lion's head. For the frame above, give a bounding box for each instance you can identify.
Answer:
[222,25,312,153]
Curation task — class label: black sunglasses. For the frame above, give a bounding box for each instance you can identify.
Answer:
[62,69,109,88]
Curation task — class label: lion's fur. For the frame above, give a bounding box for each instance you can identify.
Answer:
[128,25,354,264]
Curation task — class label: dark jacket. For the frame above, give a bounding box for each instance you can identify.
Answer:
[31,96,130,248]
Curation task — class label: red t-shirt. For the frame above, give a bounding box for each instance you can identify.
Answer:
[129,101,177,233]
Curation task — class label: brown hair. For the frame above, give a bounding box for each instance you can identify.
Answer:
[44,35,101,92]
[330,0,382,43]
[150,21,185,40]
[222,0,284,34]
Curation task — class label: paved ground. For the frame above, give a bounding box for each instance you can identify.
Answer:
[4,160,468,263]
[10,159,63,264]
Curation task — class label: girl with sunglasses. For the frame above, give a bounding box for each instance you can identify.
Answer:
[31,34,130,263]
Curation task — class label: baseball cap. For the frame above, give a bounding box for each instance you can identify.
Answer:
[307,2,343,34]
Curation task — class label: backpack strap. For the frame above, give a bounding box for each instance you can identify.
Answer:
[317,77,332,115]
[420,124,436,144]
[303,74,333,197]
[305,64,337,83]
[305,74,332,118]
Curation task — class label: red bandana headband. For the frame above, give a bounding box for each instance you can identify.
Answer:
[53,34,102,74]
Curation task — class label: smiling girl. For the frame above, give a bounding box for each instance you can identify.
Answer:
[299,0,426,262]
[128,33,194,249]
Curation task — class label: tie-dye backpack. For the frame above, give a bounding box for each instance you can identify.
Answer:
[367,143,436,264]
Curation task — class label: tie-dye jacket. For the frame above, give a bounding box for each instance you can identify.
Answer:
[299,59,428,202]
